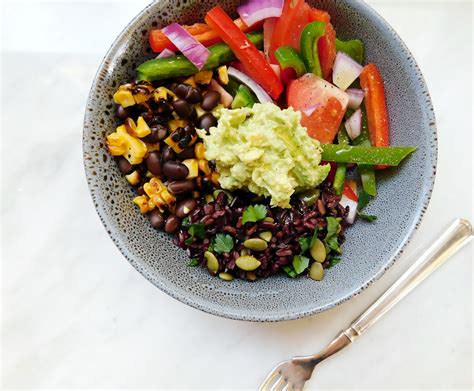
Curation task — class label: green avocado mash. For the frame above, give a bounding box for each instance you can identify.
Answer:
[198,103,330,208]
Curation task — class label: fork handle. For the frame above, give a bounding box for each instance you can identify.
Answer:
[295,218,472,366]
[345,218,472,339]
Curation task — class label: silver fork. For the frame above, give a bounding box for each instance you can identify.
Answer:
[259,218,473,391]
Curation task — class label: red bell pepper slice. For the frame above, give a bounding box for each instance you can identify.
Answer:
[149,19,250,53]
[343,180,359,202]
[268,0,311,64]
[308,9,337,81]
[205,6,283,99]
[360,64,390,169]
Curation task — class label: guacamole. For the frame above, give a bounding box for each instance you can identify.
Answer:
[198,103,330,208]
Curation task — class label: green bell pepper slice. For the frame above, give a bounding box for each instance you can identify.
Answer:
[321,144,417,166]
[333,127,350,195]
[232,85,256,109]
[335,38,365,64]
[300,21,326,77]
[137,31,264,81]
[274,46,307,78]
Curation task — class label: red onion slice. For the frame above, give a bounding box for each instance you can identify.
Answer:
[332,52,363,90]
[346,88,365,109]
[270,63,281,81]
[301,104,321,117]
[227,66,273,104]
[161,23,210,70]
[157,48,175,59]
[340,194,358,224]
[345,108,362,140]
[237,0,284,27]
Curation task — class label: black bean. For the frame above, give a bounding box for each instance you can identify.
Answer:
[162,161,189,180]
[201,91,220,111]
[186,87,203,103]
[196,113,217,131]
[116,156,133,174]
[146,151,162,176]
[175,198,198,218]
[173,99,194,119]
[116,105,130,120]
[174,83,191,99]
[161,146,176,162]
[149,209,165,228]
[167,180,196,195]
[177,146,195,160]
[165,215,181,233]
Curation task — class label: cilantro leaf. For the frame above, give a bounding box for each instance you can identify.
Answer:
[357,189,372,211]
[325,217,342,254]
[299,237,311,253]
[182,217,190,227]
[292,255,310,274]
[187,258,200,267]
[328,257,342,268]
[358,213,377,222]
[283,265,298,278]
[185,223,205,244]
[242,204,267,225]
[212,234,234,254]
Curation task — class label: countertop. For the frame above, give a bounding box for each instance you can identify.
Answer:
[2,0,472,389]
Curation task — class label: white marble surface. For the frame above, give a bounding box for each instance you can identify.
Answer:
[1,0,473,389]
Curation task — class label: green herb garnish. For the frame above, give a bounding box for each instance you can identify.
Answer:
[358,213,377,222]
[292,255,310,274]
[325,217,342,254]
[185,223,205,244]
[328,257,342,268]
[283,265,298,278]
[187,258,200,267]
[299,237,311,253]
[242,204,267,225]
[357,189,372,211]
[212,233,234,253]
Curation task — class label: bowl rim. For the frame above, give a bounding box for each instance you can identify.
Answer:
[83,0,437,322]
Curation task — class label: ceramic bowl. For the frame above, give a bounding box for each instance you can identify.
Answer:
[83,0,437,321]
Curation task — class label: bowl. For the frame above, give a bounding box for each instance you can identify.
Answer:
[83,0,437,321]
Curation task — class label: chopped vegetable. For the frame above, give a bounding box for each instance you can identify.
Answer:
[300,21,326,77]
[358,213,377,222]
[213,233,234,253]
[268,0,311,63]
[242,204,267,224]
[187,258,200,267]
[332,52,363,90]
[205,6,283,99]
[308,8,336,80]
[345,108,362,140]
[227,66,273,103]
[185,223,206,244]
[346,88,364,109]
[157,48,175,58]
[232,85,256,108]
[340,192,358,224]
[137,31,263,81]
[274,46,306,77]
[292,255,310,274]
[335,38,364,64]
[263,17,277,58]
[237,0,284,27]
[357,188,372,211]
[161,23,210,70]
[360,64,390,169]
[287,73,349,144]
[325,217,342,254]
[209,79,233,107]
[321,144,417,166]
[333,127,349,195]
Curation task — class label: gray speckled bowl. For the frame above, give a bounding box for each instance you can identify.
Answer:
[83,0,437,321]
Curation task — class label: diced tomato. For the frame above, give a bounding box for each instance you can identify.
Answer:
[205,6,283,99]
[287,73,349,144]
[263,18,277,59]
[268,0,311,64]
[308,9,337,80]
[149,18,250,53]
[344,180,359,202]
[360,64,390,169]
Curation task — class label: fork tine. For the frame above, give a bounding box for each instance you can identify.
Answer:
[270,376,286,391]
[259,370,281,391]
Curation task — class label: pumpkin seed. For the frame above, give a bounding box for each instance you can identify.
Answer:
[298,188,320,206]
[258,231,272,242]
[204,251,219,275]
[240,249,250,257]
[236,255,261,271]
[310,238,326,263]
[264,217,274,223]
[246,271,257,281]
[218,272,234,281]
[243,238,268,251]
[309,262,324,281]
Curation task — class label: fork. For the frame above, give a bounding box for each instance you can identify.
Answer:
[259,218,473,391]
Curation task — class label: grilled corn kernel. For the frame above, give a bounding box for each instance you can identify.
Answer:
[182,159,199,179]
[183,76,197,87]
[132,82,154,104]
[198,159,211,175]
[106,125,147,165]
[195,104,206,118]
[217,66,229,85]
[113,89,135,107]
[153,86,176,102]
[146,142,161,153]
[211,171,220,187]
[194,70,213,85]
[168,119,188,132]
[125,170,141,186]
[135,117,151,138]
[143,177,175,212]
[164,135,184,153]
[194,142,206,160]
[133,195,152,214]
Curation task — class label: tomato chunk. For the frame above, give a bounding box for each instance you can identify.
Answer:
[287,73,349,144]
